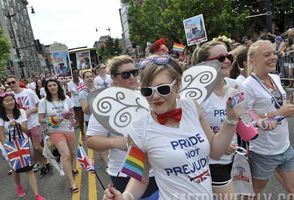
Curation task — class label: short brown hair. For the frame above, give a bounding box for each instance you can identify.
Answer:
[107,55,134,76]
[140,58,183,88]
[6,75,18,81]
[191,41,225,64]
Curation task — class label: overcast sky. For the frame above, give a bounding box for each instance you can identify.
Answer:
[28,0,123,49]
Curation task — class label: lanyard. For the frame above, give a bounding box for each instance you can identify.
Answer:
[251,74,283,108]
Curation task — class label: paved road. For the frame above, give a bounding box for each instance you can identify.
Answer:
[1,119,293,200]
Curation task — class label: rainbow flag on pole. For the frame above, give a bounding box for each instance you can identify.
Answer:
[120,145,145,181]
[173,42,185,53]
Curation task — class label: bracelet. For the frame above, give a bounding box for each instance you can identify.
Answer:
[225,118,239,126]
[122,192,134,200]
[264,113,268,118]
[46,116,59,128]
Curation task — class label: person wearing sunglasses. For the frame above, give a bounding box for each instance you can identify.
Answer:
[242,40,294,196]
[191,40,240,199]
[6,75,50,177]
[94,63,113,88]
[0,92,46,200]
[87,55,159,199]
[103,56,241,200]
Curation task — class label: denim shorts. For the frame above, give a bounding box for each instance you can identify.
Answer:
[249,145,294,179]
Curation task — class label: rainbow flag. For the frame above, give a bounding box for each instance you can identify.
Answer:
[120,145,145,181]
[173,42,185,53]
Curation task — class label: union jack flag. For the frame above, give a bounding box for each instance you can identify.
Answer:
[16,95,30,110]
[77,83,86,92]
[77,145,95,173]
[3,137,31,171]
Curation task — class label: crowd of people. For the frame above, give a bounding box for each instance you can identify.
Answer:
[0,27,294,200]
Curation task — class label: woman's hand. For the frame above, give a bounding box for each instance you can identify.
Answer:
[276,103,294,118]
[103,185,124,200]
[225,143,238,154]
[256,118,278,131]
[226,94,245,121]
[53,116,64,124]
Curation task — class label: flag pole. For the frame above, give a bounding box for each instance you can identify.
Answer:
[93,170,106,190]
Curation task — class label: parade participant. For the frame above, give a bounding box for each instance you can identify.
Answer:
[242,40,294,196]
[79,70,108,169]
[67,68,85,141]
[87,55,159,198]
[229,48,249,83]
[38,78,79,193]
[149,38,169,56]
[93,64,112,88]
[6,75,49,176]
[0,92,46,200]
[192,41,238,199]
[103,55,241,200]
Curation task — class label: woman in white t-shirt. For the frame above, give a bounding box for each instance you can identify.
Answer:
[79,71,108,168]
[38,79,79,193]
[0,92,45,200]
[103,56,241,200]
[94,63,113,88]
[192,41,238,198]
[242,40,294,195]
[229,48,249,83]
[87,55,159,199]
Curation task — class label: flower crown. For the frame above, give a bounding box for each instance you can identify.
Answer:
[212,35,232,44]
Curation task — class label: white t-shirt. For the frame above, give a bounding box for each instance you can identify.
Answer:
[40,87,46,98]
[235,74,246,83]
[14,89,40,129]
[38,96,74,132]
[94,75,112,88]
[242,74,289,155]
[79,89,90,122]
[0,109,27,141]
[201,87,238,165]
[129,98,212,200]
[29,82,36,91]
[86,114,129,177]
[67,79,84,107]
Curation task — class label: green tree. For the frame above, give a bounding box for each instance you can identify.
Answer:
[96,37,123,63]
[124,0,251,49]
[0,28,11,78]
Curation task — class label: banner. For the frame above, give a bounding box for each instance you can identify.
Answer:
[76,50,91,70]
[183,14,208,46]
[51,51,71,80]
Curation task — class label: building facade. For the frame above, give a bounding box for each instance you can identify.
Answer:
[0,0,41,78]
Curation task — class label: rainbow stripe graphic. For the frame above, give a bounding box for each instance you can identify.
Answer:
[121,146,145,181]
[173,42,185,53]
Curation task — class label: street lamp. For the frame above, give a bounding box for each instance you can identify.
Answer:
[4,6,35,78]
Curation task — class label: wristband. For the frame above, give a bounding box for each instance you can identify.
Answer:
[122,192,134,200]
[225,118,239,126]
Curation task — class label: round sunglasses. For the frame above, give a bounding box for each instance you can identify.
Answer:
[140,80,176,97]
[206,54,234,63]
[113,69,139,79]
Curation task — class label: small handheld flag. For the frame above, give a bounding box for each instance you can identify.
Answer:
[77,145,95,173]
[76,144,105,190]
[120,145,145,181]
[173,42,185,53]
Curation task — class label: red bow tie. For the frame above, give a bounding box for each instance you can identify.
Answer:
[156,108,182,125]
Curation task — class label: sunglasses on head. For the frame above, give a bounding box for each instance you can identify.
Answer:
[113,69,139,79]
[139,56,172,69]
[7,81,16,86]
[206,54,234,63]
[140,79,177,97]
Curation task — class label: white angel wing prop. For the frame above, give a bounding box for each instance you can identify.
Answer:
[179,60,220,104]
[42,136,64,176]
[89,88,149,136]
